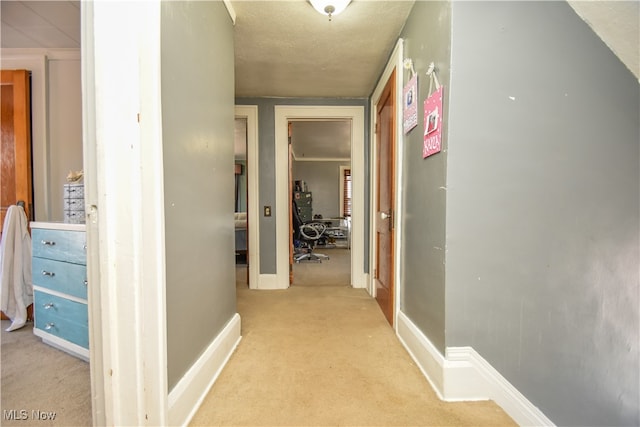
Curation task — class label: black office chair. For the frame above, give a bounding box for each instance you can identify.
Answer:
[292,201,329,263]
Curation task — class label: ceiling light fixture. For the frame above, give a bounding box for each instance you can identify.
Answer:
[309,0,352,21]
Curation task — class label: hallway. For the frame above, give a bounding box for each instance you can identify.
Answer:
[189,269,515,426]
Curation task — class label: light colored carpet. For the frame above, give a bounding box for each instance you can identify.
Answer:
[292,248,351,287]
[0,320,91,426]
[191,269,516,426]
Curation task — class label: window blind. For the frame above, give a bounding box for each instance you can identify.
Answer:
[343,168,352,217]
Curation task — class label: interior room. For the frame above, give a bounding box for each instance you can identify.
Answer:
[1,1,638,426]
[234,117,248,268]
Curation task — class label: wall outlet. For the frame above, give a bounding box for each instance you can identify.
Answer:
[264,206,271,217]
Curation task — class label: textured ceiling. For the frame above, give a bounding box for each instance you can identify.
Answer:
[231,0,416,97]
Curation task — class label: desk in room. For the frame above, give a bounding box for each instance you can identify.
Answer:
[320,217,351,248]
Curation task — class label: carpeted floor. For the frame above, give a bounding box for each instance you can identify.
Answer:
[193,264,516,426]
[292,247,351,286]
[0,320,91,426]
[2,252,515,427]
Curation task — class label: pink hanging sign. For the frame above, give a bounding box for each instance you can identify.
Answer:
[423,86,444,158]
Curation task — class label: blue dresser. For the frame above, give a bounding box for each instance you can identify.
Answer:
[31,222,88,361]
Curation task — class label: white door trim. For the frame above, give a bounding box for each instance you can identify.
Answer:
[84,1,168,424]
[369,38,404,328]
[274,106,366,289]
[235,106,259,289]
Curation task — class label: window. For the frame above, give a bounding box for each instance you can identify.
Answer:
[342,167,351,217]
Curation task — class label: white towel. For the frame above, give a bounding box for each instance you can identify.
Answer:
[0,205,33,331]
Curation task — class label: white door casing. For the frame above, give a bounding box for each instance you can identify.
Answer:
[274,106,366,290]
[235,106,259,289]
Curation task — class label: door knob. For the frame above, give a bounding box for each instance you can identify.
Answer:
[380,211,391,220]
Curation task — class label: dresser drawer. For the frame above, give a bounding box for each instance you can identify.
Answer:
[32,229,86,265]
[34,291,88,349]
[34,291,88,324]
[32,257,88,299]
[64,183,85,199]
[63,198,85,210]
[63,210,86,224]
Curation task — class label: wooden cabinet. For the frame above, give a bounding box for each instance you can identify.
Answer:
[31,222,88,361]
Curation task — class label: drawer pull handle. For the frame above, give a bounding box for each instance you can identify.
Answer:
[45,322,55,330]
[41,240,56,246]
[42,271,55,277]
[43,302,54,309]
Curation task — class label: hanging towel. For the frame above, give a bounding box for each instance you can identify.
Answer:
[0,205,33,331]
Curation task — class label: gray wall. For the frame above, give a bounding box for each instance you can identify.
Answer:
[445,2,639,426]
[398,0,452,353]
[235,97,369,274]
[161,1,236,391]
[292,160,350,218]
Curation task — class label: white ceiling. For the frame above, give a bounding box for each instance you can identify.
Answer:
[231,0,415,97]
[2,1,638,161]
[1,1,80,49]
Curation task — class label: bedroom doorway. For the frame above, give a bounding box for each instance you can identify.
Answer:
[234,106,259,289]
[234,117,248,286]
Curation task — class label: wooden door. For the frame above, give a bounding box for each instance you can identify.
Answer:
[374,69,396,326]
[1,69,33,231]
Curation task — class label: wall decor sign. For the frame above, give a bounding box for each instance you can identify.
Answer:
[423,85,443,158]
[403,74,418,134]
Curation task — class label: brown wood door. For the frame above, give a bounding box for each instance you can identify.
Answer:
[1,69,33,231]
[374,69,396,326]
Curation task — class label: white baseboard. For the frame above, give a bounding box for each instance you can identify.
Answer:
[396,311,445,398]
[396,311,555,427]
[168,313,241,427]
[34,328,90,361]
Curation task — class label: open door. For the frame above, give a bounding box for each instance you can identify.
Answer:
[1,69,34,321]
[374,69,396,326]
[1,69,33,229]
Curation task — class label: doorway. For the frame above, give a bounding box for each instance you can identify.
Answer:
[289,120,352,286]
[234,117,248,283]
[274,106,366,290]
[235,105,259,289]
